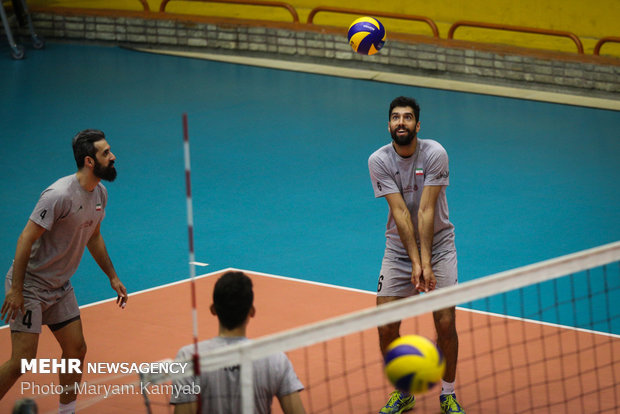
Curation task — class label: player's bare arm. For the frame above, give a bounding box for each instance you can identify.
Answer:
[279,391,307,414]
[86,222,128,308]
[417,185,443,292]
[0,220,46,323]
[385,192,423,283]
[173,401,197,414]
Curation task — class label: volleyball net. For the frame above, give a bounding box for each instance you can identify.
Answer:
[136,241,619,414]
[13,241,617,413]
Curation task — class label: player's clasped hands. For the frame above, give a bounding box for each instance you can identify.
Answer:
[413,265,437,293]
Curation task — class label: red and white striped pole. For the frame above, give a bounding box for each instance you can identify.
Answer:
[182,113,201,407]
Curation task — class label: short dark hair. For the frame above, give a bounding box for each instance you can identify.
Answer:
[389,96,420,122]
[72,129,106,169]
[213,271,254,330]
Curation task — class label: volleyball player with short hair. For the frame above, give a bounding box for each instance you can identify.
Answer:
[0,129,128,414]
[170,271,306,414]
[368,97,465,414]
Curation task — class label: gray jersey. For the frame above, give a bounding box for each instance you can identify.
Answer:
[368,139,455,257]
[170,336,304,414]
[14,174,107,290]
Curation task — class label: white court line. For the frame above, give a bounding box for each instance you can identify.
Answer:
[79,266,376,309]
[78,268,231,309]
[0,266,370,331]
[0,268,229,331]
[465,306,620,339]
[130,47,620,111]
[84,265,620,339]
[110,265,619,339]
[2,268,616,338]
[231,267,376,295]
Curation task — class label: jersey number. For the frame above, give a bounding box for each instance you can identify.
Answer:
[377,275,384,293]
[22,310,33,329]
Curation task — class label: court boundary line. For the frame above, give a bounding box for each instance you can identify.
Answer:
[229,267,376,295]
[465,306,620,339]
[242,267,620,338]
[128,47,620,111]
[233,267,619,339]
[0,266,373,331]
[0,269,224,331]
[81,268,232,309]
[2,266,617,339]
[77,266,376,309]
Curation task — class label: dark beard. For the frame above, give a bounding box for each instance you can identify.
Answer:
[94,160,117,182]
[390,127,416,146]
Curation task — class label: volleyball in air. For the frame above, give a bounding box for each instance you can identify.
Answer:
[384,335,446,394]
[347,16,386,55]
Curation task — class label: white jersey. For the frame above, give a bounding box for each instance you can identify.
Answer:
[170,336,304,414]
[368,139,455,257]
[11,174,107,290]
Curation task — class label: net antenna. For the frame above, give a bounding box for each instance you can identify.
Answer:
[139,113,202,413]
[183,113,202,411]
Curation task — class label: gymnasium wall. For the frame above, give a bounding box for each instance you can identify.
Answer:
[26,0,620,55]
[9,0,620,99]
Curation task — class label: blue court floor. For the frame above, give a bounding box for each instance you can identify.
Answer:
[1,43,619,328]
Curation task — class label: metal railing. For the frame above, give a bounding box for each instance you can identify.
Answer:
[306,6,439,38]
[448,20,584,54]
[159,0,299,23]
[594,36,620,56]
[25,2,619,58]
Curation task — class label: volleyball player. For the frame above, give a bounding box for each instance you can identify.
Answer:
[0,130,128,414]
[170,271,306,414]
[368,97,465,414]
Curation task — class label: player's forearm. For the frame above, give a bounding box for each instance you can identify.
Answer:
[10,233,35,292]
[417,208,435,267]
[87,233,118,281]
[280,392,307,414]
[173,402,197,414]
[393,208,421,265]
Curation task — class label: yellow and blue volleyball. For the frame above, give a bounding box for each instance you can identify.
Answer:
[384,335,445,394]
[347,16,386,56]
